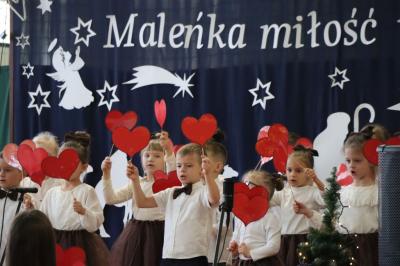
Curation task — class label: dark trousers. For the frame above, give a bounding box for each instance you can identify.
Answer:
[161,256,208,266]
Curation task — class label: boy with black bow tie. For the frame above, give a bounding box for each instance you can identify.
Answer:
[0,152,24,265]
[128,143,220,266]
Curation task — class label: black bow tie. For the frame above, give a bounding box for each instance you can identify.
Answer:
[173,184,193,199]
[0,190,19,201]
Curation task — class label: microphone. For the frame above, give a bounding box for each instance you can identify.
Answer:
[9,187,39,194]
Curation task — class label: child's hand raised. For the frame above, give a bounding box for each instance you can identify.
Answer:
[305,168,325,191]
[23,194,34,209]
[238,243,251,258]
[101,157,112,179]
[158,131,173,156]
[228,240,239,256]
[73,198,86,215]
[126,162,140,182]
[293,200,313,218]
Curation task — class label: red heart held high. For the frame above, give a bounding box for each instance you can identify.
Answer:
[105,110,138,132]
[17,144,49,185]
[181,113,218,145]
[112,126,151,157]
[41,149,80,180]
[152,170,182,193]
[232,182,269,226]
[154,99,167,129]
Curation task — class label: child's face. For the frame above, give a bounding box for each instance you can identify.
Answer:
[344,147,374,181]
[286,157,309,187]
[176,153,202,184]
[141,150,164,175]
[0,158,22,189]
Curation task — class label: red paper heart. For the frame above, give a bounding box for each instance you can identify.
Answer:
[41,149,80,180]
[268,124,289,145]
[56,244,86,266]
[386,136,400,146]
[105,110,138,132]
[152,170,181,193]
[255,138,277,158]
[363,139,382,165]
[154,99,167,129]
[232,183,269,226]
[273,144,288,173]
[112,126,151,157]
[17,144,48,185]
[181,113,218,145]
[257,125,270,140]
[2,143,19,165]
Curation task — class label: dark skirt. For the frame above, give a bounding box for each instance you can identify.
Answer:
[232,255,284,266]
[161,256,208,266]
[278,234,308,266]
[55,229,110,266]
[110,219,164,266]
[345,232,378,266]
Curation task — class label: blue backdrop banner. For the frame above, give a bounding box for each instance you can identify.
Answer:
[11,0,400,245]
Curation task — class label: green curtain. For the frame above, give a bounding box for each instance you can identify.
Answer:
[0,66,10,150]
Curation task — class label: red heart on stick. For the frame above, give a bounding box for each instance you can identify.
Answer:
[56,244,86,266]
[273,145,288,173]
[152,170,182,193]
[181,113,218,145]
[268,124,289,145]
[255,138,277,158]
[112,126,151,157]
[232,183,269,226]
[42,149,80,180]
[154,99,167,129]
[17,144,48,185]
[105,110,138,132]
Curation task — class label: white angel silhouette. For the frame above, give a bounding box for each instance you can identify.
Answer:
[47,46,94,110]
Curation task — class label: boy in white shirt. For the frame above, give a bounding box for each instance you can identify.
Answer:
[128,143,220,266]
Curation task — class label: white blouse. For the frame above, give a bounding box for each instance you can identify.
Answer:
[231,207,281,261]
[103,177,164,221]
[40,183,104,232]
[271,185,325,234]
[338,184,378,234]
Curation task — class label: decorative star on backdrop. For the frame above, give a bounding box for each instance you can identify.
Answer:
[70,18,96,47]
[37,0,53,15]
[248,79,275,110]
[97,81,119,110]
[8,0,27,21]
[28,85,51,115]
[22,62,34,79]
[328,67,350,90]
[15,33,30,49]
[388,102,400,111]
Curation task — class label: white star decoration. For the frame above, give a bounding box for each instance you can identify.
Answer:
[97,81,119,110]
[388,102,400,111]
[28,85,51,115]
[37,0,53,15]
[22,62,34,79]
[248,79,275,110]
[70,18,96,47]
[328,67,350,90]
[15,33,30,49]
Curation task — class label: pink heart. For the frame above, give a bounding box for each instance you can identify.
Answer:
[154,99,167,129]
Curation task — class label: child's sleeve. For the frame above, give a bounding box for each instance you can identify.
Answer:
[39,191,51,216]
[79,187,105,232]
[249,208,281,261]
[103,178,134,205]
[165,153,176,173]
[153,188,172,211]
[231,216,241,243]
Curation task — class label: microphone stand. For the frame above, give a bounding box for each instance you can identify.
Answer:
[213,178,234,266]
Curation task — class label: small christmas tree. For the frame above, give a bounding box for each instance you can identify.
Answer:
[297,167,355,266]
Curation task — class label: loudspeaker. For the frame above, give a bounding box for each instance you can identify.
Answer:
[378,145,400,266]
